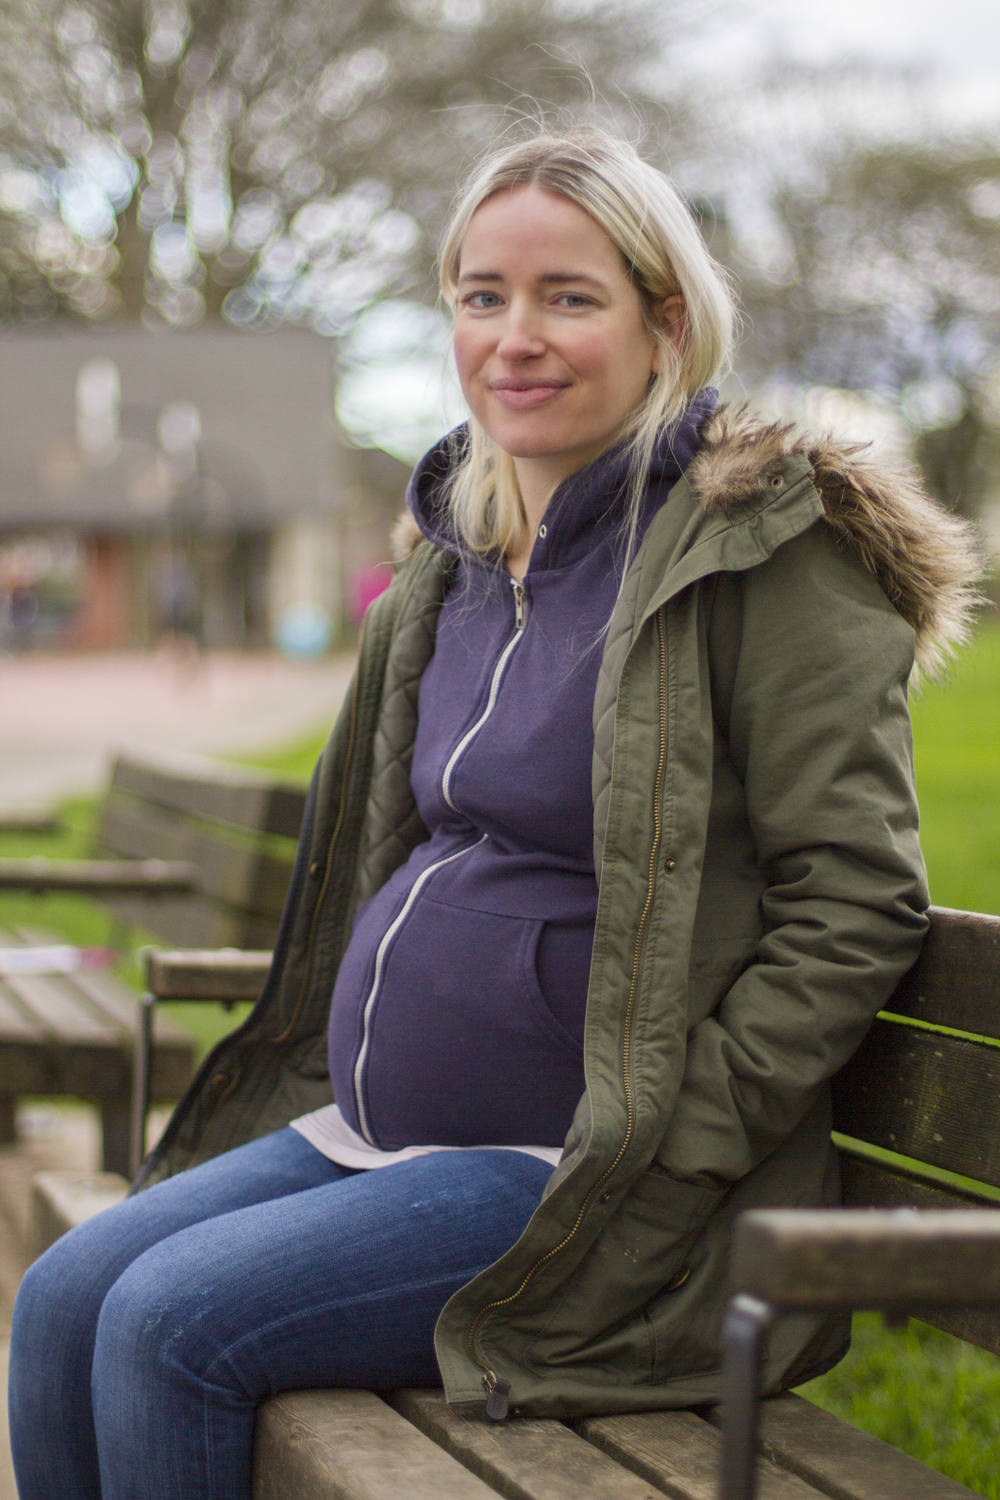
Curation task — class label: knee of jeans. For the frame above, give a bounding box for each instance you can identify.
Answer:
[94,1243,213,1389]
[14,1234,92,1332]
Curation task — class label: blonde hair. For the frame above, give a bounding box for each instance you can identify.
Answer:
[439,127,737,559]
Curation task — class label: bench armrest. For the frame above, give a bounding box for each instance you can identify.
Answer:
[0,857,199,895]
[731,1207,1000,1311]
[143,948,273,1003]
[721,1208,1000,1500]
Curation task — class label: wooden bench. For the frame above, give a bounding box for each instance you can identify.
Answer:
[0,748,307,1172]
[29,904,1000,1498]
[0,803,60,835]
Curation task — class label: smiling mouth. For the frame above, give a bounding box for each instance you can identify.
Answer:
[489,379,569,411]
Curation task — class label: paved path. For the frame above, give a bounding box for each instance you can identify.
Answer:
[0,648,356,805]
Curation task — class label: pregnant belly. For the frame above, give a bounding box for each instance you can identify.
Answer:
[327,887,592,1152]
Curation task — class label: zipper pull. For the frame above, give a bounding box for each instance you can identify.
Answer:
[511,579,526,631]
[483,1375,511,1422]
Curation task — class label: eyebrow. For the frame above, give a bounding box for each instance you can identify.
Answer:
[457,270,608,288]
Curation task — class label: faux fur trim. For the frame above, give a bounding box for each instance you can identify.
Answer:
[392,404,986,681]
[690,404,986,682]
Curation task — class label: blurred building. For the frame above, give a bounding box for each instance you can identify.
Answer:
[0,326,410,652]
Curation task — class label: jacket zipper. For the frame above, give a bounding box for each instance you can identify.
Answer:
[352,833,486,1142]
[441,578,527,812]
[469,608,669,1418]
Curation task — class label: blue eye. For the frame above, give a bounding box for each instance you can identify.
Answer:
[466,292,502,309]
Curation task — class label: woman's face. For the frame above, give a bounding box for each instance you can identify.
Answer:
[453,185,669,478]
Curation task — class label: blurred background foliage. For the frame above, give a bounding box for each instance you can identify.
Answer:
[0,0,998,526]
[0,0,699,331]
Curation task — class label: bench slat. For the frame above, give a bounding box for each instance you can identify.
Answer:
[840,1149,999,1210]
[252,1389,500,1500]
[69,970,191,1042]
[833,1019,1000,1190]
[577,1409,823,1500]
[0,857,198,894]
[4,974,121,1042]
[391,1388,661,1500]
[704,1393,980,1500]
[98,795,293,917]
[0,981,47,1041]
[111,751,307,840]
[888,907,1000,1041]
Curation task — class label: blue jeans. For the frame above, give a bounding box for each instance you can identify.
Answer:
[9,1128,552,1500]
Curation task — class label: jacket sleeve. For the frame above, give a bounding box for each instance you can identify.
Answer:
[653,518,930,1187]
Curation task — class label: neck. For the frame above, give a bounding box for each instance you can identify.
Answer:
[512,441,611,530]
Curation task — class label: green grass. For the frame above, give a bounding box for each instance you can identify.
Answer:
[909,622,1000,915]
[237,727,330,783]
[2,632,999,1486]
[798,1315,1000,1496]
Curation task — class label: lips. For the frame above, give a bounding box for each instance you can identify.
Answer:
[489,378,569,411]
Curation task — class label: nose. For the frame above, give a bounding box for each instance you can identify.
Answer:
[495,300,546,362]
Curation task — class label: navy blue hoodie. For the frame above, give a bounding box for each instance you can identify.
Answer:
[327,392,717,1150]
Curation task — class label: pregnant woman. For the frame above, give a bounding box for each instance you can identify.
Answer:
[9,127,981,1500]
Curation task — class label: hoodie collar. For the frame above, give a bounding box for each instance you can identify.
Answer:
[406,387,718,571]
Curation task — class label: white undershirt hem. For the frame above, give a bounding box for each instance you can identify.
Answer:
[290,1102,562,1171]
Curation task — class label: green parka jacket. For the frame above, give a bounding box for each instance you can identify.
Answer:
[136,405,982,1418]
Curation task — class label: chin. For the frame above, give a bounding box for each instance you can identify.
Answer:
[483,421,589,461]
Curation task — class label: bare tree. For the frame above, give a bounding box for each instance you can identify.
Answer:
[0,0,707,331]
[730,127,1000,516]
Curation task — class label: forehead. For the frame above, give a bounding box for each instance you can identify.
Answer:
[458,184,627,279]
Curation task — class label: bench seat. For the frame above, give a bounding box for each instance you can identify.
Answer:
[29,1173,982,1500]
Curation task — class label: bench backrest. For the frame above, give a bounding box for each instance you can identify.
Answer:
[95,751,308,948]
[833,905,1000,1355]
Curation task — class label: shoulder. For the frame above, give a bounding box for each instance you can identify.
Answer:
[689,403,985,682]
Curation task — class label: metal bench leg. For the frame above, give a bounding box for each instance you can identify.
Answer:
[720,1294,775,1500]
[129,992,156,1179]
[101,1100,131,1177]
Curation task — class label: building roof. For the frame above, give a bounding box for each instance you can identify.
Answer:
[0,325,346,532]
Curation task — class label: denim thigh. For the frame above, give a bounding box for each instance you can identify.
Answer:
[9,1129,552,1500]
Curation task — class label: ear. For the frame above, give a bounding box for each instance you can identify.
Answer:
[649,294,686,373]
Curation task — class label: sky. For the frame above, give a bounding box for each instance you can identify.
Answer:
[678,0,1000,126]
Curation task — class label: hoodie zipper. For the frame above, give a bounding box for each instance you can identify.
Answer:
[441,578,527,811]
[470,607,669,1418]
[353,576,527,1144]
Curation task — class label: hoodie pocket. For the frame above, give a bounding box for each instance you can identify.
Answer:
[359,896,588,1150]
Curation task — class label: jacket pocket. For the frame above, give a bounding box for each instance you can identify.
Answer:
[524,1170,726,1384]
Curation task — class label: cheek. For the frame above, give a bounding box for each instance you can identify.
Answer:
[567,326,653,394]
[452,326,484,393]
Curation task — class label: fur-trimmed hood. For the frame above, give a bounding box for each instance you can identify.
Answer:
[690,405,984,681]
[392,404,985,680]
